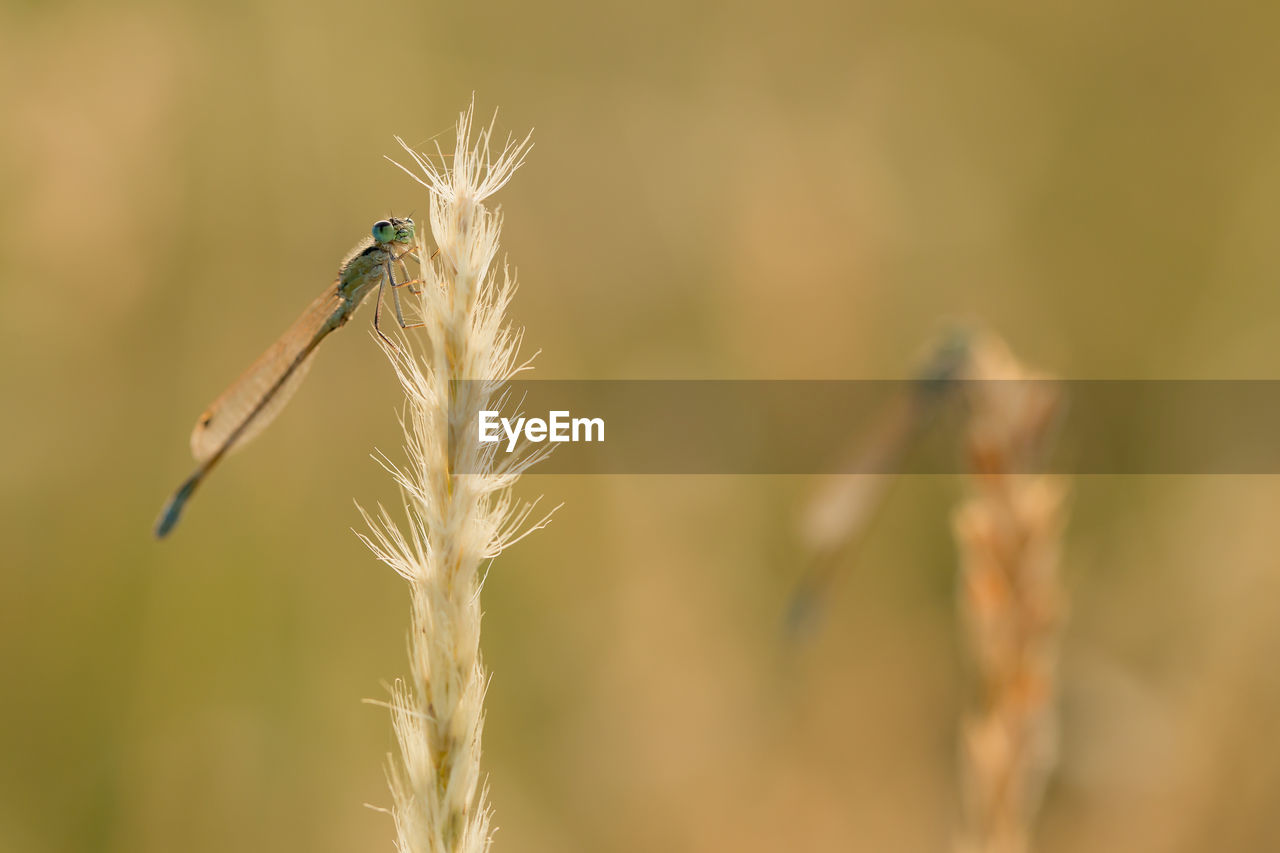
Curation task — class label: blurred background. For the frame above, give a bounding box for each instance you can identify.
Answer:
[4,0,1280,850]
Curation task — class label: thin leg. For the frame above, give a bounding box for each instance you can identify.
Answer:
[392,282,427,330]
[395,246,440,296]
[385,258,427,331]
[395,256,422,296]
[372,271,400,349]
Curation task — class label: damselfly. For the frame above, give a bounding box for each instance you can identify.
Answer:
[154,217,422,539]
[787,329,973,635]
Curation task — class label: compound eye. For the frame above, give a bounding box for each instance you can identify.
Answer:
[372,220,395,242]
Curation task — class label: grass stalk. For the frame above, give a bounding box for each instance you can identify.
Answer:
[356,104,546,853]
[952,333,1068,853]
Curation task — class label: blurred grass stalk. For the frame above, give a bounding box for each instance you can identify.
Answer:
[357,105,544,853]
[952,334,1068,853]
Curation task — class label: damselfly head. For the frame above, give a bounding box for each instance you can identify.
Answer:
[372,217,415,246]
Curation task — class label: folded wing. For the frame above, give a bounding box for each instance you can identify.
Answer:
[190,289,345,463]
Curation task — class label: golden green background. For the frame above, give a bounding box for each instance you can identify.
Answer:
[4,0,1280,850]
